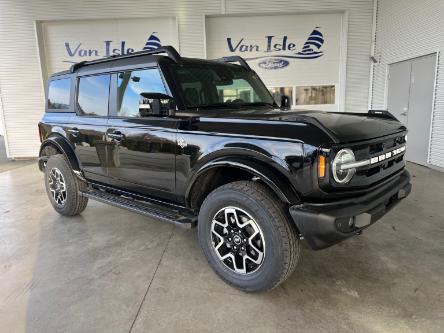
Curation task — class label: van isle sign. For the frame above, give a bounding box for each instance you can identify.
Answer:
[63,32,162,63]
[226,27,325,70]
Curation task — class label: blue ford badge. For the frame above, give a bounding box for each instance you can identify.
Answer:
[257,58,289,70]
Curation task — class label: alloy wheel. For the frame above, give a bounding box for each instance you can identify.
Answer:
[48,167,67,206]
[211,206,265,274]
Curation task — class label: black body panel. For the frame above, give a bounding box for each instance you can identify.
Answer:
[38,47,411,251]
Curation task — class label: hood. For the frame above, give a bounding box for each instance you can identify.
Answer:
[288,110,407,143]
[190,109,406,144]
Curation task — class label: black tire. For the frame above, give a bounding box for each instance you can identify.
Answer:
[198,181,301,292]
[44,154,88,216]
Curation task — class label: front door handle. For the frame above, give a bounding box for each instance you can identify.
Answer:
[108,131,124,141]
[400,111,408,116]
[68,128,79,136]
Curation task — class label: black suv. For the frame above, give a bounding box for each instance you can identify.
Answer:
[38,46,411,292]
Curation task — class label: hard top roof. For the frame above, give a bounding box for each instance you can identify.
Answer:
[49,46,251,79]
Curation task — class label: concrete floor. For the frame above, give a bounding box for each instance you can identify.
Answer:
[0,162,443,333]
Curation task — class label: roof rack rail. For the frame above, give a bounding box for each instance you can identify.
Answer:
[216,56,251,71]
[70,46,181,73]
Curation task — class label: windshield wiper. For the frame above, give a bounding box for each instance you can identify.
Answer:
[188,101,276,110]
[238,102,276,108]
[189,103,233,109]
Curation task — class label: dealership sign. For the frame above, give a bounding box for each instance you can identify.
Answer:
[63,32,162,63]
[39,17,178,74]
[226,28,325,69]
[205,13,343,89]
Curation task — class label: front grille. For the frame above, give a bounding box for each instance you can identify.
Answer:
[334,133,407,189]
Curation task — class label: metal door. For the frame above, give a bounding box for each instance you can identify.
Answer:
[387,54,436,166]
[387,61,411,125]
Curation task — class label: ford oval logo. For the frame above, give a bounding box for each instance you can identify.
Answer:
[257,58,289,70]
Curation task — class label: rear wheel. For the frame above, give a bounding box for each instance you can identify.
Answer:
[44,154,88,216]
[198,181,301,292]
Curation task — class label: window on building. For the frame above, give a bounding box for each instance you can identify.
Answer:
[117,69,167,117]
[295,85,335,105]
[77,74,110,116]
[47,78,71,110]
[269,87,293,107]
[217,78,259,103]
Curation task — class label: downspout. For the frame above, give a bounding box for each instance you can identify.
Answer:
[0,86,11,158]
[368,0,379,110]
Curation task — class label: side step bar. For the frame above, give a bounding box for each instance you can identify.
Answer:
[80,188,197,229]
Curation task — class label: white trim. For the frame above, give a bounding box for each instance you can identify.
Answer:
[427,51,439,164]
[383,64,389,109]
[220,0,226,15]
[338,10,349,112]
[174,16,180,53]
[368,0,378,110]
[203,15,207,59]
[0,87,10,158]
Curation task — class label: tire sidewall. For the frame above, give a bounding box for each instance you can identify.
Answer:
[198,185,288,292]
[44,155,78,215]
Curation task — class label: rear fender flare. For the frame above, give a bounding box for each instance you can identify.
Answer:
[39,135,84,179]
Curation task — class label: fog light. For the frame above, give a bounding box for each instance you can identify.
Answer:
[348,217,355,228]
[335,217,355,233]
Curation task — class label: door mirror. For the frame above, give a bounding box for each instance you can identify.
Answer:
[139,92,176,117]
[280,95,291,110]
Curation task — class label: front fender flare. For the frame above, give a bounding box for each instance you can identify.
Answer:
[186,157,300,205]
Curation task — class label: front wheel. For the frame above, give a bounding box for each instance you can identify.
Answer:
[198,181,301,292]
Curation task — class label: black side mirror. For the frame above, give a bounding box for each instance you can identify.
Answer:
[139,92,176,117]
[280,95,291,110]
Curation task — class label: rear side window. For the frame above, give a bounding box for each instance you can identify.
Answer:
[77,74,110,117]
[48,78,70,110]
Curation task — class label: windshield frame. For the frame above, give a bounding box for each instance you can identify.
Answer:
[164,60,278,111]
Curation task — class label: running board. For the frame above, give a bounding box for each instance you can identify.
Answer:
[80,188,197,228]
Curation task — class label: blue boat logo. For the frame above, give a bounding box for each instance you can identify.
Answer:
[258,58,289,70]
[294,27,324,59]
[143,32,161,51]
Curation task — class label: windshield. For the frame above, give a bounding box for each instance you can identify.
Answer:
[169,63,276,110]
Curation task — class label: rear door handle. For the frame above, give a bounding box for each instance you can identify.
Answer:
[400,111,407,116]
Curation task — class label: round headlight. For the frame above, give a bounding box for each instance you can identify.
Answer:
[332,149,356,184]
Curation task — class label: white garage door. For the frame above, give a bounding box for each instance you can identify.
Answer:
[38,17,179,76]
[205,13,346,111]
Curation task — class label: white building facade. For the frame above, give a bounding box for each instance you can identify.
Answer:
[370,0,444,169]
[1,0,442,170]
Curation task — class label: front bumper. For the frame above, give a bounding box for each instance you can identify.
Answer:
[289,170,411,250]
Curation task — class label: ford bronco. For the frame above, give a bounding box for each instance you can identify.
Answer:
[38,46,411,292]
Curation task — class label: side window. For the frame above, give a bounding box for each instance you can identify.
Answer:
[77,74,110,116]
[117,68,167,117]
[48,78,70,110]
